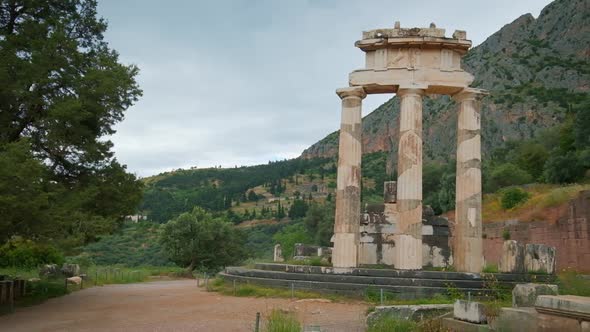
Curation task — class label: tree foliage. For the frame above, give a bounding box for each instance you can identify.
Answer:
[159,207,247,271]
[0,1,143,246]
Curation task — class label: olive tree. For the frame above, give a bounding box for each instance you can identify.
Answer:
[159,207,246,272]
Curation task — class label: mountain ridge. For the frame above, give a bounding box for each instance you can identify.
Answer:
[300,0,590,163]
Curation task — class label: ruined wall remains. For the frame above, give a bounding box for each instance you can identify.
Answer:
[482,190,590,273]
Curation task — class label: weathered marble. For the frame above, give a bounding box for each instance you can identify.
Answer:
[367,304,453,325]
[525,244,556,274]
[513,283,558,307]
[273,244,284,262]
[331,22,484,271]
[454,300,487,324]
[499,240,525,273]
[394,88,424,270]
[453,89,484,273]
[333,87,366,268]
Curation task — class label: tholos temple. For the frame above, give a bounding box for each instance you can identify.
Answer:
[331,22,486,272]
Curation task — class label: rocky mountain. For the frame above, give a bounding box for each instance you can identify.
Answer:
[301,0,590,165]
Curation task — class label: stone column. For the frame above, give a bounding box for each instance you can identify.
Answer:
[332,86,366,268]
[394,88,425,270]
[453,89,483,273]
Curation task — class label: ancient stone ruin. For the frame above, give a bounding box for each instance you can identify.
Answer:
[331,22,486,272]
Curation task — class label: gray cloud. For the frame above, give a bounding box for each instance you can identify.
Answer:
[98,0,552,177]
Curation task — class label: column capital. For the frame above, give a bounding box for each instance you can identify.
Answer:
[336,86,366,100]
[452,87,488,102]
[396,87,425,98]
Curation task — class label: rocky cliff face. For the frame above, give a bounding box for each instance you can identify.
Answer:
[301,0,590,163]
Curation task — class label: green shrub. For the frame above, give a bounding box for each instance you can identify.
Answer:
[489,163,533,192]
[500,187,530,210]
[482,264,499,273]
[502,229,511,240]
[0,237,64,268]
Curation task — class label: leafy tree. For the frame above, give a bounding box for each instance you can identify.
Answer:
[247,190,259,202]
[0,236,64,268]
[436,171,456,213]
[159,207,246,272]
[0,0,143,244]
[574,99,590,148]
[516,142,548,180]
[272,223,312,259]
[304,202,334,246]
[487,163,533,191]
[288,199,308,219]
[544,151,585,184]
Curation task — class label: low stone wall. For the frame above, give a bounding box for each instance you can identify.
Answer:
[483,190,590,273]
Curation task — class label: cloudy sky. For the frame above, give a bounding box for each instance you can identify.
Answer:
[97,0,553,177]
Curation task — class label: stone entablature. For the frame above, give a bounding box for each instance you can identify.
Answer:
[349,23,475,95]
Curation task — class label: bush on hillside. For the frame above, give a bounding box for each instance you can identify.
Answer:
[0,237,64,268]
[544,151,585,184]
[488,163,533,192]
[500,187,530,210]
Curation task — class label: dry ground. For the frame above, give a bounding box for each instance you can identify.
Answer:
[0,279,368,332]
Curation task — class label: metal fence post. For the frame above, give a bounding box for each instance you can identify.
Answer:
[291,283,294,299]
[380,288,384,305]
[233,279,237,295]
[8,281,14,313]
[255,312,261,332]
[95,271,98,286]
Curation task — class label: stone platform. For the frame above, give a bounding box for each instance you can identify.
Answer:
[220,263,554,299]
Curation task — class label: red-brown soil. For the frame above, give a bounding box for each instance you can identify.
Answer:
[0,280,368,332]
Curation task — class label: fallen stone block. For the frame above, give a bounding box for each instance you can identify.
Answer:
[512,283,558,307]
[454,300,487,324]
[491,307,538,332]
[61,264,80,277]
[39,264,59,278]
[442,317,491,332]
[66,276,82,285]
[525,244,556,274]
[273,244,284,262]
[499,240,525,273]
[366,304,453,325]
[535,295,590,321]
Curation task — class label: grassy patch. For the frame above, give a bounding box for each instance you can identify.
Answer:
[558,269,590,296]
[483,183,590,222]
[284,257,329,266]
[482,264,499,273]
[365,288,454,306]
[264,309,301,332]
[367,316,418,332]
[208,277,345,302]
[84,265,186,286]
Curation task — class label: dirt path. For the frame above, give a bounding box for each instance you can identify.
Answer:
[0,280,368,332]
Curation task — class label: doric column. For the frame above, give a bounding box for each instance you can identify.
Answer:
[394,88,425,270]
[453,88,483,273]
[332,86,366,268]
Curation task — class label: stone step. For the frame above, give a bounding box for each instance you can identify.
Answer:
[253,263,555,283]
[218,272,486,300]
[226,267,488,289]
